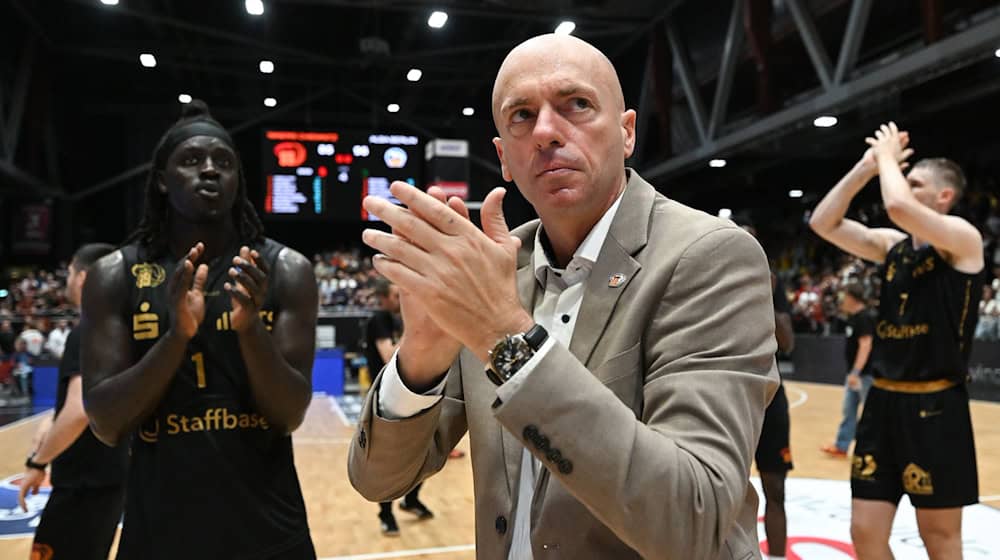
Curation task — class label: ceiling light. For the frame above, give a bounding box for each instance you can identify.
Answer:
[387,103,400,113]
[139,53,156,68]
[406,68,422,82]
[264,97,277,107]
[718,208,733,220]
[178,93,192,104]
[259,60,274,74]
[995,48,1000,58]
[428,11,448,28]
[789,189,804,198]
[709,159,727,168]
[462,107,475,116]
[554,21,576,35]
[813,115,838,128]
[100,0,119,5]
[245,0,264,16]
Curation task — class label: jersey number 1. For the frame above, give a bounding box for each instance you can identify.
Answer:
[191,352,207,389]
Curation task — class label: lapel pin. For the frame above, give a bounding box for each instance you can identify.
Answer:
[608,273,626,288]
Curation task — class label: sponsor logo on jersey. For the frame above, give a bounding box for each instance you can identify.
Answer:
[131,263,167,289]
[138,407,271,443]
[0,473,51,538]
[133,301,160,340]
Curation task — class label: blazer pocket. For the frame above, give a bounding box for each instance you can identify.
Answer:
[594,342,642,414]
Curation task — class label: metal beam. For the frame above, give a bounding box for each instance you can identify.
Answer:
[785,0,833,89]
[833,0,873,84]
[0,160,66,198]
[665,21,709,144]
[641,14,1000,181]
[707,0,746,139]
[4,37,35,163]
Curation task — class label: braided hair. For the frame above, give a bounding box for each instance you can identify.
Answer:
[125,100,265,257]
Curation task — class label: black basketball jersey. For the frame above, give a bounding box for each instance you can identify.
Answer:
[871,239,983,382]
[116,239,313,560]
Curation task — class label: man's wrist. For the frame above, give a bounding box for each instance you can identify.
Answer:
[849,369,862,376]
[477,310,535,361]
[25,453,47,471]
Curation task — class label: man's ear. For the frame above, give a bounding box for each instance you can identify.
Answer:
[493,137,513,182]
[621,109,637,160]
[156,170,168,194]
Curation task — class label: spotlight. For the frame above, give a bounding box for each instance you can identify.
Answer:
[813,115,838,128]
[387,103,400,113]
[709,159,727,168]
[259,60,275,74]
[462,107,475,116]
[264,97,277,107]
[178,94,192,104]
[139,53,157,68]
[554,21,576,35]
[406,68,422,82]
[428,11,448,29]
[245,0,264,16]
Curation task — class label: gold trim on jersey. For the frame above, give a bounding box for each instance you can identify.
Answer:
[133,301,159,340]
[875,321,929,339]
[852,454,877,480]
[872,378,958,393]
[903,463,934,495]
[911,256,935,279]
[131,263,166,288]
[959,279,972,351]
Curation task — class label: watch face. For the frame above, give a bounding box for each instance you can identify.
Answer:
[490,335,534,381]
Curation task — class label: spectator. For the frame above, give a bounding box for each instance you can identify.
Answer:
[976,284,999,341]
[18,318,45,357]
[45,319,72,359]
[0,320,17,355]
[11,337,33,396]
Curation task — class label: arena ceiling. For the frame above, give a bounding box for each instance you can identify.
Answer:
[1,0,999,246]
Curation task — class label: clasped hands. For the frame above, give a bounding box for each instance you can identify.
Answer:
[864,121,915,170]
[361,182,534,370]
[169,243,270,339]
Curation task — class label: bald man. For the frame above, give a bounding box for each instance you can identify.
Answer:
[349,34,778,560]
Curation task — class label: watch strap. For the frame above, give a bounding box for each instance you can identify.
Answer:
[25,453,47,471]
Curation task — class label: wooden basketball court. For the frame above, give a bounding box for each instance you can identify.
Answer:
[1,380,998,559]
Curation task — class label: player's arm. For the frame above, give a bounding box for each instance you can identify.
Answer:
[233,247,317,433]
[30,376,89,463]
[775,311,794,354]
[809,151,906,264]
[868,125,983,270]
[81,249,201,446]
[851,335,873,374]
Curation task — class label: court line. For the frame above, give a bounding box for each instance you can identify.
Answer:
[322,544,476,560]
[786,385,809,409]
[328,396,354,427]
[0,409,52,433]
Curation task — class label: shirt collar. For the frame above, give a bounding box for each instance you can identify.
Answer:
[532,181,627,285]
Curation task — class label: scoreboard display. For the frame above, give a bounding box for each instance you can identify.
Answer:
[261,129,422,222]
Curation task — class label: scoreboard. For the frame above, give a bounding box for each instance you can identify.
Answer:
[261,129,422,222]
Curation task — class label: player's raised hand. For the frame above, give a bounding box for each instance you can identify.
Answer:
[168,242,208,340]
[865,122,914,167]
[226,246,270,332]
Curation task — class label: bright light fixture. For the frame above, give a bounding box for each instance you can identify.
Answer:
[387,103,400,113]
[245,0,264,16]
[100,0,119,5]
[994,48,1000,58]
[428,11,448,28]
[178,94,192,104]
[264,97,277,107]
[718,208,733,220]
[789,189,804,198]
[259,60,275,74]
[139,53,157,68]
[813,115,838,128]
[709,159,727,168]
[406,68,422,82]
[462,107,475,116]
[554,21,576,35]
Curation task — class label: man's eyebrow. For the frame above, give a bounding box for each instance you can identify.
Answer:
[501,97,531,113]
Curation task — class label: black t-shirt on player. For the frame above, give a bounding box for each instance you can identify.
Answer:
[844,309,875,376]
[364,310,400,374]
[51,328,129,489]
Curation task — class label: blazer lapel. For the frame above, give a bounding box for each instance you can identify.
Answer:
[568,171,655,367]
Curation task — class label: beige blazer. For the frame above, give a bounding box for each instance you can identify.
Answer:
[348,171,779,559]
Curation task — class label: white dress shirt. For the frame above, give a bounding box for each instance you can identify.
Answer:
[377,187,625,560]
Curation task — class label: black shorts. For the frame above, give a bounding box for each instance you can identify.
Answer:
[756,382,793,473]
[851,383,978,508]
[32,485,125,560]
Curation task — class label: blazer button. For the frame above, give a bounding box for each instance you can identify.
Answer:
[558,459,573,475]
[536,435,550,452]
[495,515,507,535]
[359,429,367,449]
[523,425,539,440]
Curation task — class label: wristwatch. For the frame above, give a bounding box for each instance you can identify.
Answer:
[485,324,549,386]
[25,452,47,471]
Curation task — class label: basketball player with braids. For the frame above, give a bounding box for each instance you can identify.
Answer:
[80,101,318,559]
[811,122,983,559]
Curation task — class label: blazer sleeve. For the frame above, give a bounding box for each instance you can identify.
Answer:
[347,357,469,502]
[492,227,779,559]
